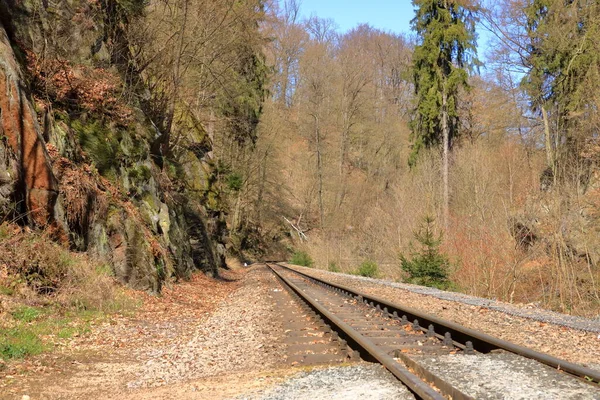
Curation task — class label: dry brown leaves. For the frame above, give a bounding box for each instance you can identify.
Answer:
[48,144,109,230]
[26,51,132,124]
[76,268,245,352]
[0,268,246,399]
[140,269,244,321]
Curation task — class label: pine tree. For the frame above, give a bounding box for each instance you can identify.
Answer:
[410,0,479,230]
[400,216,451,289]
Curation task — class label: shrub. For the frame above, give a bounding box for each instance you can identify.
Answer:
[354,260,379,278]
[0,223,125,310]
[290,250,313,267]
[328,261,340,272]
[400,216,452,290]
[226,172,243,191]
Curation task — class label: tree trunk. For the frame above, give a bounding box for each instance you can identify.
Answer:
[256,149,268,222]
[314,114,324,229]
[340,110,349,176]
[337,110,349,209]
[442,85,450,233]
[232,191,243,233]
[152,0,189,166]
[281,60,290,106]
[541,105,555,179]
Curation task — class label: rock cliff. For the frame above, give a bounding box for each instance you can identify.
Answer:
[0,0,229,291]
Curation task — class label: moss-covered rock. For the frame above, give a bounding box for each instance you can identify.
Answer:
[0,0,229,293]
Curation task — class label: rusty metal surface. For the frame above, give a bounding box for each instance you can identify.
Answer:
[270,272,349,366]
[269,264,461,400]
[279,263,600,385]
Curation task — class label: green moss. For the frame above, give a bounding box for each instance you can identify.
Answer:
[128,165,152,182]
[206,190,220,211]
[119,130,134,157]
[165,159,185,181]
[130,136,149,160]
[53,110,71,123]
[141,192,160,212]
[72,119,123,175]
[139,201,157,229]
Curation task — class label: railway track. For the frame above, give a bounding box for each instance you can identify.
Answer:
[267,263,600,399]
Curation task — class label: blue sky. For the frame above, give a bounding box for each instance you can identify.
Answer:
[297,0,491,56]
[299,0,416,35]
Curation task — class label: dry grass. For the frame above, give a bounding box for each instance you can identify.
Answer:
[0,223,138,363]
[0,223,129,312]
[292,139,600,316]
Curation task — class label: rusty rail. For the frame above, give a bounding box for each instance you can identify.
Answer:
[268,264,449,400]
[278,263,600,385]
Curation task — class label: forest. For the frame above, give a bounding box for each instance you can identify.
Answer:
[0,0,598,323]
[247,0,600,316]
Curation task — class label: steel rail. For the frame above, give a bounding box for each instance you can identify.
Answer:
[268,264,448,400]
[278,263,600,385]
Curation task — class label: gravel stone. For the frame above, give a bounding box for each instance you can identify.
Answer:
[127,267,284,388]
[312,270,600,333]
[412,352,600,400]
[237,364,415,400]
[287,265,600,371]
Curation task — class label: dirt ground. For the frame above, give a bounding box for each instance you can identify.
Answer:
[0,266,291,400]
[4,264,598,399]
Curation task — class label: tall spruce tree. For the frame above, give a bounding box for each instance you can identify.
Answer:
[410,0,479,230]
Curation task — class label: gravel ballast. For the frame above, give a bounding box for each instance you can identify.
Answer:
[238,364,415,400]
[295,268,600,333]
[286,265,600,370]
[413,351,600,399]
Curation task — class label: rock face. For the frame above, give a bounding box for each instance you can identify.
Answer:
[0,2,227,291]
[0,20,59,228]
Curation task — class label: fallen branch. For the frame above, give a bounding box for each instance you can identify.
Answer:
[283,216,308,242]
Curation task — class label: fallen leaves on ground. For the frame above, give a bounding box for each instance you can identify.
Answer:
[0,268,244,397]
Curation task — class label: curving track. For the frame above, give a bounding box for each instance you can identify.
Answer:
[268,263,600,400]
